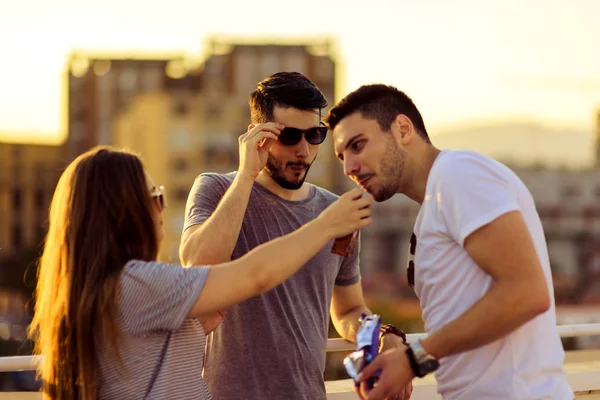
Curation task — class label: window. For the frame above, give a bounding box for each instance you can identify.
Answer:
[169,129,191,149]
[312,56,334,83]
[37,225,47,241]
[11,147,21,180]
[206,57,225,78]
[69,121,87,142]
[205,103,222,119]
[172,158,188,172]
[34,163,44,181]
[204,135,238,170]
[206,148,235,168]
[172,100,189,116]
[70,99,87,120]
[11,145,22,160]
[12,189,22,210]
[260,52,280,78]
[175,188,189,202]
[142,67,163,91]
[560,185,581,199]
[13,225,23,249]
[35,187,44,209]
[119,68,137,91]
[281,49,307,74]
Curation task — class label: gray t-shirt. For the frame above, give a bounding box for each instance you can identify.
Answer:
[97,260,212,399]
[183,172,361,400]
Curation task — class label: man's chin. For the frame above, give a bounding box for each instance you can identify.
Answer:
[287,171,306,182]
[284,181,304,190]
[373,190,396,202]
[268,166,310,190]
[275,176,305,190]
[289,171,306,181]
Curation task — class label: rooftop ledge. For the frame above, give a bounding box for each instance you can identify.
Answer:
[0,324,599,399]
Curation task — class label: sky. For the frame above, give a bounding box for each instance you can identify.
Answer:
[1,0,599,160]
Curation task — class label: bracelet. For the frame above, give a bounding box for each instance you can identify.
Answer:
[378,324,409,347]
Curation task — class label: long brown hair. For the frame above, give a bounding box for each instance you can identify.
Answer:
[29,147,160,399]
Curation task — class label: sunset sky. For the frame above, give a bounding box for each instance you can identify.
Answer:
[1,0,599,155]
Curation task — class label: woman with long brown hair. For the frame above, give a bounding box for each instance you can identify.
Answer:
[28,146,371,399]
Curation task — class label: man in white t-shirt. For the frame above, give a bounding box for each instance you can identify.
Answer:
[325,84,574,400]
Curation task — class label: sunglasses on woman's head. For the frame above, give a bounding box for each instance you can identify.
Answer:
[278,123,328,146]
[150,186,166,211]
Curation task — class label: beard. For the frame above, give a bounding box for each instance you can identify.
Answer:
[371,137,405,202]
[265,154,315,190]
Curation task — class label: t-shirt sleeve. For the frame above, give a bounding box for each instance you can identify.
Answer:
[183,173,228,233]
[334,232,362,286]
[435,154,521,247]
[119,260,210,335]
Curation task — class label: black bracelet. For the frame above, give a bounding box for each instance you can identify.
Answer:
[378,324,409,347]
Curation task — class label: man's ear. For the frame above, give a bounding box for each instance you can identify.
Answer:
[395,114,414,144]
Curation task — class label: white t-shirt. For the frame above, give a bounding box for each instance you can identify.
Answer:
[413,150,573,400]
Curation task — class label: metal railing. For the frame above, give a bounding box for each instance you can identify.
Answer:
[1,323,599,373]
[326,322,600,352]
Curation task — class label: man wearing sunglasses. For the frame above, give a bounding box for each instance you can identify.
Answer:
[326,84,573,400]
[180,72,411,400]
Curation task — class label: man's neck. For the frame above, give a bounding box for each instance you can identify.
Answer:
[401,146,442,205]
[254,170,311,201]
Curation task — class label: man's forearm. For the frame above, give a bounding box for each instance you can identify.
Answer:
[421,280,550,360]
[181,172,255,266]
[333,305,372,343]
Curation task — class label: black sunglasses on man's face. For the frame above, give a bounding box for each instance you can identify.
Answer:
[278,122,328,146]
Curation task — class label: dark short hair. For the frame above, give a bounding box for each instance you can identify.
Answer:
[325,84,430,143]
[249,72,328,124]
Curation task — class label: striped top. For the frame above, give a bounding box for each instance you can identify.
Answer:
[97,260,211,399]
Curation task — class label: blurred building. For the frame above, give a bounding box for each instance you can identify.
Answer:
[64,51,203,162]
[0,142,64,261]
[513,166,600,303]
[111,39,339,262]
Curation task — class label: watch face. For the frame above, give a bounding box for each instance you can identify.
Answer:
[422,359,439,373]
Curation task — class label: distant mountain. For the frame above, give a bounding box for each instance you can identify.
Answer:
[431,122,595,169]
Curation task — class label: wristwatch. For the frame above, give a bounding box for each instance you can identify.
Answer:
[405,339,439,378]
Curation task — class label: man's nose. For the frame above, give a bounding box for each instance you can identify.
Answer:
[295,136,310,158]
[344,156,360,177]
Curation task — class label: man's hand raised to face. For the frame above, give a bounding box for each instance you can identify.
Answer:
[238,122,283,179]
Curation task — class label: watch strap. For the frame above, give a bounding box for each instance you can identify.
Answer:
[405,344,424,378]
